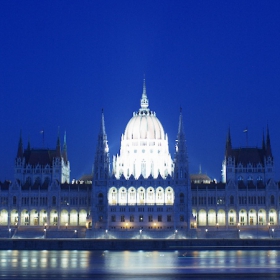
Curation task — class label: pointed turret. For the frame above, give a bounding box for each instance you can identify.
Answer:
[225,127,232,157]
[94,109,110,180]
[178,107,184,135]
[173,108,191,231]
[62,131,68,163]
[266,125,272,157]
[27,136,31,151]
[17,130,24,158]
[262,130,265,150]
[174,108,189,180]
[140,78,149,111]
[56,128,61,157]
[100,108,106,135]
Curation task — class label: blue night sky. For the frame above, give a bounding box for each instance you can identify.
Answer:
[0,1,280,182]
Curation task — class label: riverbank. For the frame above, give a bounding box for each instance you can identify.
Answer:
[0,238,280,251]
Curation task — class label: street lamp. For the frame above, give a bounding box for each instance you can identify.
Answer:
[216,223,219,230]
[272,228,274,238]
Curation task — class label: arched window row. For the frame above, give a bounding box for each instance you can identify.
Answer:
[0,209,88,227]
[108,187,174,205]
[192,208,278,227]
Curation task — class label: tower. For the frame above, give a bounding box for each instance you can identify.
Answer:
[173,109,192,230]
[89,80,192,237]
[222,128,234,183]
[222,128,274,185]
[14,131,70,185]
[91,110,110,229]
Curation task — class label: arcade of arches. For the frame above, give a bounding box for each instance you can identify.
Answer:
[0,209,88,227]
[107,186,175,205]
[192,208,278,227]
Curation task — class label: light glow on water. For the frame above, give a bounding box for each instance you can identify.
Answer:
[0,250,280,279]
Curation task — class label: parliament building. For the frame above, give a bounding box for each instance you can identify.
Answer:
[0,80,278,238]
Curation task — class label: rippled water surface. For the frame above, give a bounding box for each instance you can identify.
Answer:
[1,250,280,279]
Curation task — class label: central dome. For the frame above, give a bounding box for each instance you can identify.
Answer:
[124,79,165,140]
[112,79,173,179]
[124,110,165,140]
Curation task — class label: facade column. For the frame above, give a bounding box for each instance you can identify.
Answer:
[17,211,20,227]
[58,211,61,229]
[8,210,11,228]
[226,210,228,229]
[47,210,50,227]
[266,212,269,227]
[17,211,21,227]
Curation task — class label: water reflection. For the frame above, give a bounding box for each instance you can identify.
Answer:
[0,250,280,279]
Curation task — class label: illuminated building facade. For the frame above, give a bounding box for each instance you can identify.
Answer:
[0,80,279,238]
[91,80,192,237]
[192,128,278,229]
[0,133,91,229]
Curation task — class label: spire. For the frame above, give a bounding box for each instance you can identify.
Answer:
[140,77,149,111]
[56,127,61,157]
[225,127,232,157]
[262,129,265,150]
[26,135,31,153]
[178,107,184,134]
[174,108,189,180]
[266,125,272,157]
[100,108,106,135]
[17,130,24,158]
[94,110,110,180]
[62,131,68,163]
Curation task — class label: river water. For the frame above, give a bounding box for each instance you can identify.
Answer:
[0,250,280,279]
